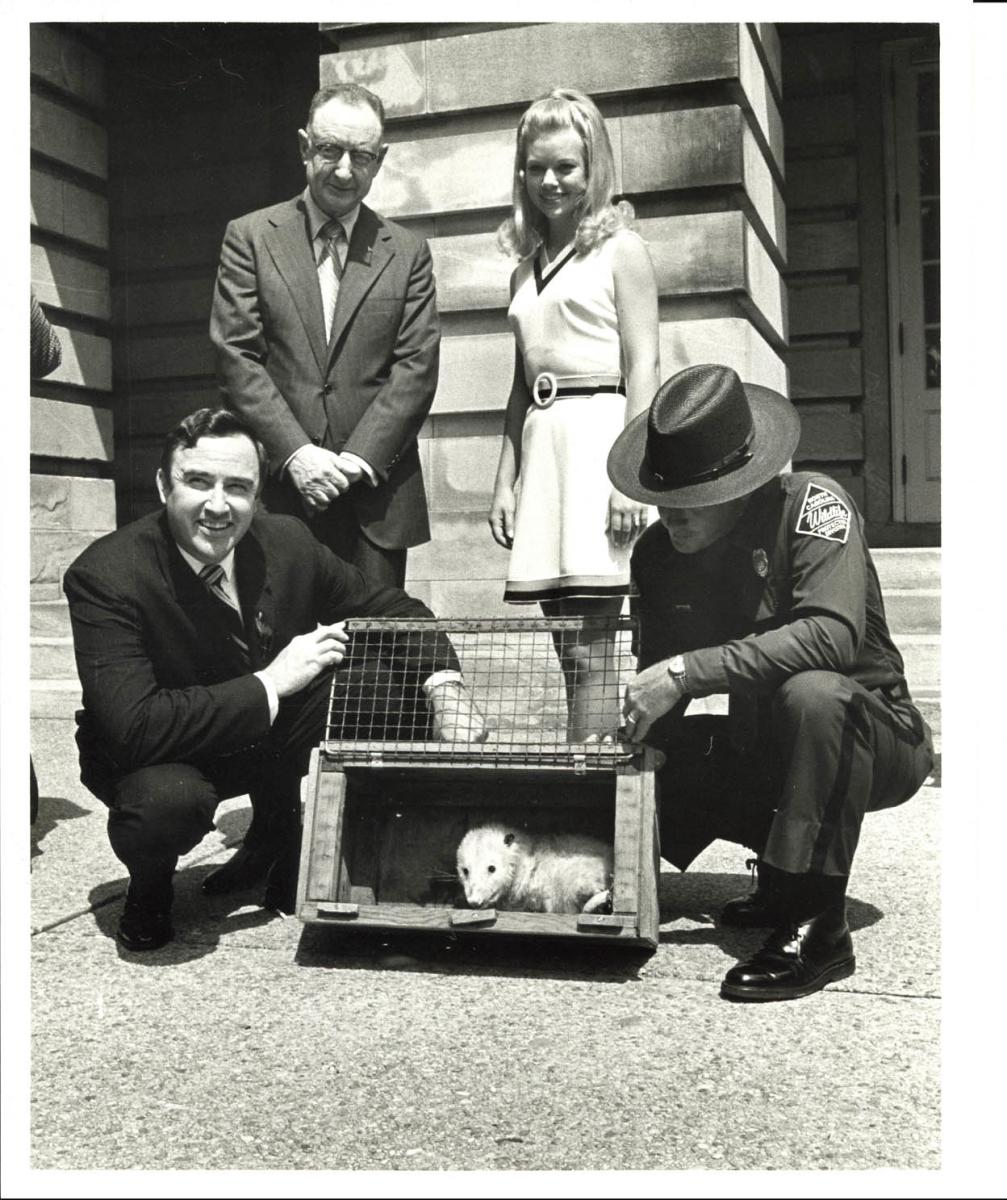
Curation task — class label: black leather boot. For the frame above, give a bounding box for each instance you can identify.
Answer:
[720,870,854,1002]
[720,858,775,927]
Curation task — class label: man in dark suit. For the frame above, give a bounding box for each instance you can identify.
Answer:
[210,82,438,590]
[64,408,480,953]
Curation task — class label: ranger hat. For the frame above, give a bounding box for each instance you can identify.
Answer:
[607,364,801,508]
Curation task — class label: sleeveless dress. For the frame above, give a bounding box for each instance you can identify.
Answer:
[503,229,640,603]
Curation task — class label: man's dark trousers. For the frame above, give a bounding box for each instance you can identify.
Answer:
[101,671,331,878]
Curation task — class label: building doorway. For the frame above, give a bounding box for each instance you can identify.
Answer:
[883,39,940,524]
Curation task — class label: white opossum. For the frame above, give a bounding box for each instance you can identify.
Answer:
[456,823,613,914]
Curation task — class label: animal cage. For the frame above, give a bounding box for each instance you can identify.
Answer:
[296,617,660,948]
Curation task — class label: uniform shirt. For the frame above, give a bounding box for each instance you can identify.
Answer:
[631,472,910,701]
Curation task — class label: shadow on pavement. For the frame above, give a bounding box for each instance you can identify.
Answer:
[31,795,91,861]
[295,924,654,983]
[657,870,883,951]
[86,862,279,966]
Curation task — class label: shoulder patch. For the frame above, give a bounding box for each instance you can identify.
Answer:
[795,482,851,544]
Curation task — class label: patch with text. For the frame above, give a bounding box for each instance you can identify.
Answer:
[795,482,851,544]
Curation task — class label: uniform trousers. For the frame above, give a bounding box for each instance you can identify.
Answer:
[655,670,934,877]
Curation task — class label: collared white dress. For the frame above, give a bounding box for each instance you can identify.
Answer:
[503,229,641,603]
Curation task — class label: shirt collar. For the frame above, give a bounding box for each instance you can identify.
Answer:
[176,544,236,584]
[303,188,360,254]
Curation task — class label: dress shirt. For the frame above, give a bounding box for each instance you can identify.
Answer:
[177,545,280,722]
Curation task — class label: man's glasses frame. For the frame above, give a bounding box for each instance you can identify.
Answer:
[309,140,381,170]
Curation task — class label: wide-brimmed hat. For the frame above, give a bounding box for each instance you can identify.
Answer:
[607,364,801,508]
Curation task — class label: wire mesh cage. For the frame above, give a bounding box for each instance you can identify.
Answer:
[323,616,638,770]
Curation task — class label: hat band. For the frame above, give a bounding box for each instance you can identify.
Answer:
[646,432,755,487]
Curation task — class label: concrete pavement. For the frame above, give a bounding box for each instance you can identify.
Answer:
[16,712,948,1176]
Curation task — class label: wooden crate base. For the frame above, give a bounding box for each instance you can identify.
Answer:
[296,750,660,950]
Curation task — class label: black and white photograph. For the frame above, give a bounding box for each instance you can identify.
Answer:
[4,0,1001,1192]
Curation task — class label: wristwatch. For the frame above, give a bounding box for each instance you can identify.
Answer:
[667,654,690,695]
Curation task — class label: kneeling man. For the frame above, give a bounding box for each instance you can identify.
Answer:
[65,407,480,951]
[608,365,933,1001]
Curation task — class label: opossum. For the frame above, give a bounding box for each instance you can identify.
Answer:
[456,822,613,914]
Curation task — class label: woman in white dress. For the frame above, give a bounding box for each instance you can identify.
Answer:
[489,88,660,740]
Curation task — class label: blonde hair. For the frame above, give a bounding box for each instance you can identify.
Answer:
[498,87,634,260]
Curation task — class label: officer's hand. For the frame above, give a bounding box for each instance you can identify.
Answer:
[428,682,490,743]
[261,622,349,698]
[607,489,648,548]
[287,445,350,512]
[622,660,685,743]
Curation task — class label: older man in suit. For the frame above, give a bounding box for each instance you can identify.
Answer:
[64,407,480,953]
[210,82,438,590]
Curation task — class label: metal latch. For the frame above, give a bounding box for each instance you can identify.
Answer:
[317,902,360,920]
[576,912,637,932]
[450,908,497,927]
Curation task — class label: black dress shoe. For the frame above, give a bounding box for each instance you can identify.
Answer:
[202,843,275,895]
[720,860,775,928]
[116,897,174,952]
[720,887,775,928]
[720,914,856,1002]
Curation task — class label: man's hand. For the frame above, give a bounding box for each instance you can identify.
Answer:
[332,453,367,487]
[287,445,350,513]
[261,622,349,699]
[428,682,489,743]
[622,659,685,743]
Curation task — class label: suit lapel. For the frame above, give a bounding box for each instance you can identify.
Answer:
[234,526,275,670]
[263,198,329,374]
[326,204,394,367]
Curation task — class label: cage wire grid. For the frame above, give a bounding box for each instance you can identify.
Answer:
[323,616,637,769]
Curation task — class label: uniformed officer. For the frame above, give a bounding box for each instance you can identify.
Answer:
[607,364,933,1002]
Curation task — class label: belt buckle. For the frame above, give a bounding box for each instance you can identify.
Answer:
[531,371,558,409]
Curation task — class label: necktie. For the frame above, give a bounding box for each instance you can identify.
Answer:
[317,219,347,341]
[199,563,250,665]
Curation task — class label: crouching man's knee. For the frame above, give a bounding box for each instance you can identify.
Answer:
[106,763,219,866]
[771,670,849,739]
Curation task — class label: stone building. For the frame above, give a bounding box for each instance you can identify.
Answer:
[30,21,940,732]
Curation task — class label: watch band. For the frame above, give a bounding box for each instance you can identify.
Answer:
[667,654,690,695]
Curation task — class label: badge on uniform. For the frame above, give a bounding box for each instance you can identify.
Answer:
[795,482,851,544]
[752,548,769,577]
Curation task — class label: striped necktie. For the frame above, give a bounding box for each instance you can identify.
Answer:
[199,563,249,664]
[317,219,347,340]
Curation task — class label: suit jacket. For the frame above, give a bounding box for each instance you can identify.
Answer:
[209,197,440,550]
[64,510,449,795]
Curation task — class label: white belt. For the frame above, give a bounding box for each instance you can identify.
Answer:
[530,372,626,409]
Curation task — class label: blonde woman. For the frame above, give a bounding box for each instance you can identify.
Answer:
[489,88,660,740]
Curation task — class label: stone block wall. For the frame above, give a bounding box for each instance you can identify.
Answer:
[30,24,114,640]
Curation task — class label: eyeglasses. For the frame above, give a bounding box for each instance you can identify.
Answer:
[309,140,380,170]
